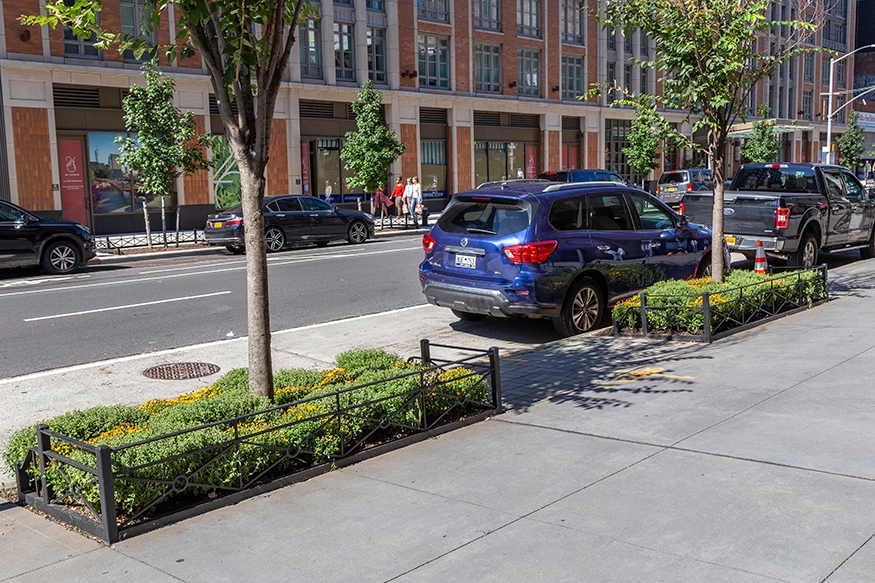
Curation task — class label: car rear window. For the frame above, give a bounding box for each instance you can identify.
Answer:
[732,167,817,193]
[438,199,534,236]
[658,172,688,184]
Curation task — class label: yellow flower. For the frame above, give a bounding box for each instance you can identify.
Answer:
[140,385,220,414]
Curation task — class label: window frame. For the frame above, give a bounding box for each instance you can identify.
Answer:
[474,0,501,31]
[418,0,450,23]
[367,27,387,84]
[561,55,584,99]
[418,34,451,90]
[517,0,542,39]
[517,49,542,97]
[334,22,356,82]
[561,0,585,44]
[475,43,502,93]
[299,18,322,79]
[120,0,155,62]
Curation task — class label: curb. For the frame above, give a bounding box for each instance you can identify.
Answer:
[91,227,429,265]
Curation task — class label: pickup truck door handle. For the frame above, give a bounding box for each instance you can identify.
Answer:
[309,214,320,217]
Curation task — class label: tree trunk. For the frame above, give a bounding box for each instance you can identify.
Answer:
[709,137,728,283]
[161,196,167,249]
[238,162,273,399]
[142,199,153,250]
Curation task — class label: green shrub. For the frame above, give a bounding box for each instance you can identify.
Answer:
[211,368,250,393]
[335,348,403,380]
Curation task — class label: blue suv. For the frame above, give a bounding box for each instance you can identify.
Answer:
[419,182,715,336]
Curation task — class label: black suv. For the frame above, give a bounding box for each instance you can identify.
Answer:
[0,200,95,274]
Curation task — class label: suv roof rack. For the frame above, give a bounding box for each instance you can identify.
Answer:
[541,181,626,192]
[476,178,550,189]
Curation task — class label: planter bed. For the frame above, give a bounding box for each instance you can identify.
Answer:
[4,341,501,544]
[611,265,828,342]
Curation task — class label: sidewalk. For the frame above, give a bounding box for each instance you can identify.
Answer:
[3,260,875,582]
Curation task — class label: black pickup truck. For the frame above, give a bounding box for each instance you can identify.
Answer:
[681,163,875,268]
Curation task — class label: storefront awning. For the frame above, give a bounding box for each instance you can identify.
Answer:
[727,119,814,138]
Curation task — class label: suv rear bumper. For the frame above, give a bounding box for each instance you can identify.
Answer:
[422,281,558,318]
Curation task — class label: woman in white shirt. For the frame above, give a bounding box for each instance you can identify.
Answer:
[410,177,422,224]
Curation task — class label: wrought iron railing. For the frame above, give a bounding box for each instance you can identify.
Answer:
[612,265,828,343]
[94,230,208,253]
[14,340,501,543]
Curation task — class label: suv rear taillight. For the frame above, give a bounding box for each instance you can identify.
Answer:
[423,232,436,253]
[775,207,791,230]
[502,240,558,264]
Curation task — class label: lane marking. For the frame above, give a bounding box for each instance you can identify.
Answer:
[23,291,232,322]
[0,246,421,298]
[0,304,431,384]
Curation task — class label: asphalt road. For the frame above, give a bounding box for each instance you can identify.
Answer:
[0,236,431,378]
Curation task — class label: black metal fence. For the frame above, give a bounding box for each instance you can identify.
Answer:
[612,265,829,343]
[94,230,207,253]
[14,340,501,544]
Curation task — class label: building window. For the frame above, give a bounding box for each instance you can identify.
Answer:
[418,35,450,89]
[606,61,616,104]
[474,0,501,31]
[605,119,638,184]
[561,55,583,99]
[475,43,502,93]
[802,90,813,121]
[517,49,541,97]
[334,23,355,81]
[803,53,814,83]
[822,57,830,87]
[367,28,386,83]
[835,96,845,124]
[120,0,155,61]
[837,61,846,89]
[624,64,632,94]
[517,0,541,38]
[640,33,649,57]
[747,85,757,116]
[418,0,449,23]
[624,31,633,54]
[421,140,447,197]
[63,0,100,57]
[562,0,584,44]
[300,18,322,78]
[606,25,616,51]
[366,0,385,11]
[475,141,538,184]
[640,68,648,95]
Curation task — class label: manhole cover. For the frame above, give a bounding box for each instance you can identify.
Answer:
[143,362,221,380]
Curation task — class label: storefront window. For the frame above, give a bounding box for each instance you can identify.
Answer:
[421,140,447,198]
[474,141,539,185]
[313,138,364,202]
[89,131,140,214]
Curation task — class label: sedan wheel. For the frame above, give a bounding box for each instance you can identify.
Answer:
[553,278,604,337]
[264,227,286,252]
[347,221,368,244]
[42,241,81,275]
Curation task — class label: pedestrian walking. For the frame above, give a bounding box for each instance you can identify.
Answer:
[391,177,405,218]
[373,184,393,227]
[403,177,414,221]
[410,176,422,227]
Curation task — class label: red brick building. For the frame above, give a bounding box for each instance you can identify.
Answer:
[0,0,861,234]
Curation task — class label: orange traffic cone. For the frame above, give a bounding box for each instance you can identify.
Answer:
[754,240,768,274]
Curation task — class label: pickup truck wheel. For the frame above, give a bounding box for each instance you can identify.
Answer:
[860,231,875,259]
[451,309,488,322]
[788,232,818,269]
[553,278,604,337]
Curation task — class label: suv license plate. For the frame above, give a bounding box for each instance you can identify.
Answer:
[455,254,477,269]
[667,187,676,192]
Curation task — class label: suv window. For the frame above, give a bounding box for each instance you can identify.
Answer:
[588,194,634,231]
[549,196,587,231]
[438,199,533,235]
[658,172,687,184]
[628,193,676,230]
[0,202,24,221]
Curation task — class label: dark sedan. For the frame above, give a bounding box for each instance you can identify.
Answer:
[204,195,375,253]
[0,200,95,274]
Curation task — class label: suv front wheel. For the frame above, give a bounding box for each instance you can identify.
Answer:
[42,240,81,274]
[554,277,604,337]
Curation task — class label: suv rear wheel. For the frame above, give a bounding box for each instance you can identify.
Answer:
[553,277,604,337]
[42,240,81,274]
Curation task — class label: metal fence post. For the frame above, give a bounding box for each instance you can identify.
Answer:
[36,424,53,502]
[822,264,829,302]
[420,339,431,365]
[95,445,118,544]
[640,292,649,336]
[702,292,712,343]
[488,347,502,410]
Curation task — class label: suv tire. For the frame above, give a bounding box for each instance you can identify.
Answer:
[42,240,81,274]
[553,277,604,337]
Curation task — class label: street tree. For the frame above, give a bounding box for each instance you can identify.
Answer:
[623,94,676,187]
[835,110,866,172]
[740,104,779,163]
[116,61,213,249]
[341,80,406,195]
[601,0,819,281]
[24,0,314,398]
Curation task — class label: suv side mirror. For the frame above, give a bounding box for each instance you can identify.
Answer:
[676,215,689,228]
